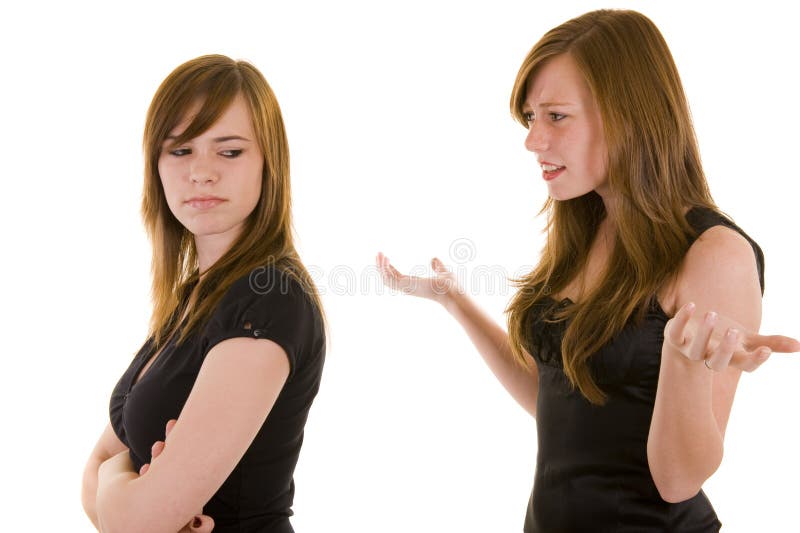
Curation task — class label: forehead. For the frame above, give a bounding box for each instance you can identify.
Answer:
[171,92,255,136]
[524,54,593,107]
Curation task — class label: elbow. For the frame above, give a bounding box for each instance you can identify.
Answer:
[650,460,722,503]
[95,490,125,533]
[648,444,723,504]
[95,485,146,533]
[80,489,96,528]
[81,458,101,528]
[96,484,188,533]
[652,478,703,504]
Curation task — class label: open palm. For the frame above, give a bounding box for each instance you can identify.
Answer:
[376,252,460,304]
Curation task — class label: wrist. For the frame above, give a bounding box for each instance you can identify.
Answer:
[660,343,715,389]
[440,284,469,315]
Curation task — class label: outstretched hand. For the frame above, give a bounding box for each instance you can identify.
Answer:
[139,419,215,533]
[376,252,461,305]
[664,302,800,372]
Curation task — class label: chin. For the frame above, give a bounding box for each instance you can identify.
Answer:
[184,221,241,237]
[547,186,596,202]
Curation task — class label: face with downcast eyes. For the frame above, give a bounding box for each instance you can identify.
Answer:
[158,93,263,245]
[522,53,609,202]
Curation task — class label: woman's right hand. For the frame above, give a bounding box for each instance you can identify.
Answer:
[376,252,462,307]
[140,419,215,533]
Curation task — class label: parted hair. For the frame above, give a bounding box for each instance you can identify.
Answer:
[141,54,323,349]
[506,9,722,404]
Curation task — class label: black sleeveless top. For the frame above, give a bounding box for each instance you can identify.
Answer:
[109,266,325,533]
[522,207,765,532]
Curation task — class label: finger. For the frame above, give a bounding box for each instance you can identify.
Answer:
[377,255,397,279]
[376,252,388,270]
[431,257,449,274]
[139,463,150,475]
[386,264,412,288]
[731,346,772,372]
[746,334,800,354]
[190,515,215,533]
[377,258,397,284]
[165,419,177,438]
[705,328,739,371]
[151,440,165,459]
[687,311,717,361]
[665,302,695,347]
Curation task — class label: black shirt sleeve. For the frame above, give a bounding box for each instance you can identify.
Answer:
[201,266,319,381]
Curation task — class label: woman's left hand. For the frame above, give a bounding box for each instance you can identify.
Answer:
[664,302,800,371]
[139,419,215,533]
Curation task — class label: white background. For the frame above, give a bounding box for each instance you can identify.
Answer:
[1,1,797,531]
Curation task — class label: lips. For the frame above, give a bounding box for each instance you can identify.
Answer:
[186,197,225,209]
[540,162,565,181]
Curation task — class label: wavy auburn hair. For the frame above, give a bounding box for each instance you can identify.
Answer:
[506,10,723,404]
[142,54,323,348]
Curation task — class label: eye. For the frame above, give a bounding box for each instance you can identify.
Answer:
[220,149,243,158]
[549,112,566,121]
[169,148,191,156]
[523,112,535,124]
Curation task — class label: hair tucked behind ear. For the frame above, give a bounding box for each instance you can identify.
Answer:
[506,10,722,404]
[141,54,324,350]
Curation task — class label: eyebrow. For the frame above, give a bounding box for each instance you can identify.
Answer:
[523,101,575,110]
[164,134,252,143]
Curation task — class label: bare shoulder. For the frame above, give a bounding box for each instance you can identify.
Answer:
[658,225,757,316]
[681,225,757,281]
[673,225,761,327]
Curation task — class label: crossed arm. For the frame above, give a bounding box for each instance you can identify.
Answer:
[82,336,290,533]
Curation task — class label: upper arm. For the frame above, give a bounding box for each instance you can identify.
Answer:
[673,225,763,438]
[91,423,129,461]
[114,337,290,532]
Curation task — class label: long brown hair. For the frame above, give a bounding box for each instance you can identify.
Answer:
[141,54,323,349]
[506,9,722,404]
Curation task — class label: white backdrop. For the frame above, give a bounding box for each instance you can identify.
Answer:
[1,1,797,531]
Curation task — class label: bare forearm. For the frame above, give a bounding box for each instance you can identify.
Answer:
[96,453,144,533]
[81,456,103,530]
[647,346,723,502]
[444,290,538,415]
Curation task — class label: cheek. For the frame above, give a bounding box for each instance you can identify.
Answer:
[240,160,264,208]
[157,161,177,199]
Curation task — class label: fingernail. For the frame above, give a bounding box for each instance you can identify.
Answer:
[706,311,717,322]
[727,329,738,340]
[193,516,201,527]
[686,302,695,312]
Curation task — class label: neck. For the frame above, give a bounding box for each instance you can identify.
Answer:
[194,230,239,277]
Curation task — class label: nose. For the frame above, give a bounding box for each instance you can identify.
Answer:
[524,120,549,153]
[189,153,218,184]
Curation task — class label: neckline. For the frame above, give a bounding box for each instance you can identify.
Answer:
[541,293,669,319]
[130,334,176,390]
[130,306,191,391]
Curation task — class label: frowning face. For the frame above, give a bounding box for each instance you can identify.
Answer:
[522,53,609,201]
[158,92,263,246]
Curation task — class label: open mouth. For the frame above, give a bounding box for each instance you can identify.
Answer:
[541,164,565,180]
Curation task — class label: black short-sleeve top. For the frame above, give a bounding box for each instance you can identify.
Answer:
[522,207,765,532]
[109,265,325,533]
